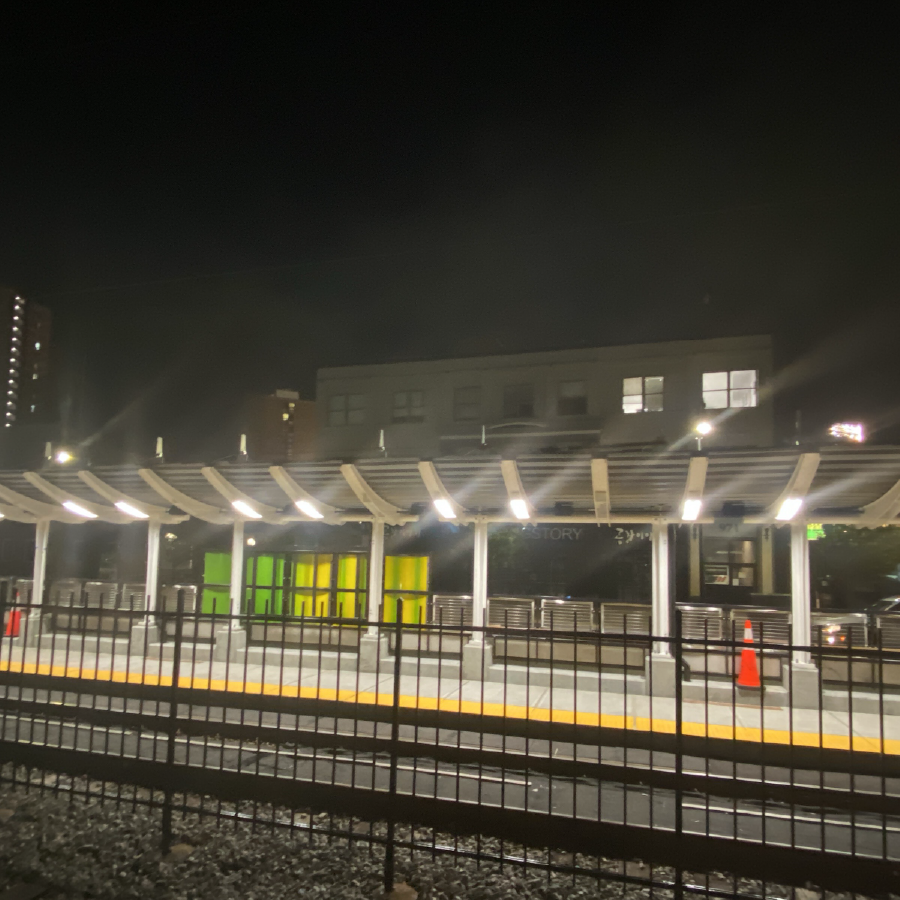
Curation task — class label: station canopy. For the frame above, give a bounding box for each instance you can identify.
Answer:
[0,446,898,527]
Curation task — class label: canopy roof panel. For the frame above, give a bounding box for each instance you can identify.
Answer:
[0,446,898,525]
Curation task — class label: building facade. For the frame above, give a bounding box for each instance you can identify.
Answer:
[0,288,52,427]
[315,335,775,459]
[241,389,318,462]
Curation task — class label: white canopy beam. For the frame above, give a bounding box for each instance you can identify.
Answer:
[201,467,286,523]
[680,456,708,521]
[500,459,533,520]
[418,461,466,521]
[747,452,820,524]
[23,472,131,524]
[0,503,37,524]
[78,471,185,523]
[268,466,341,523]
[340,463,410,525]
[0,484,82,524]
[590,458,610,524]
[138,469,233,524]
[859,477,900,526]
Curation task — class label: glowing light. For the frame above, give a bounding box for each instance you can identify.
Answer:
[695,421,713,436]
[246,537,256,546]
[63,500,97,518]
[231,499,262,519]
[829,422,864,443]
[776,497,803,521]
[682,499,702,521]
[295,499,324,519]
[433,498,457,519]
[115,500,149,519]
[510,498,530,520]
[55,450,73,464]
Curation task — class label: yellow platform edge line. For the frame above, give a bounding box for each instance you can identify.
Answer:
[1,659,897,755]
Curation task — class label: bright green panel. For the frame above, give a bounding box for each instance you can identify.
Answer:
[384,556,428,592]
[383,556,399,591]
[294,553,315,589]
[204,552,231,585]
[201,587,230,615]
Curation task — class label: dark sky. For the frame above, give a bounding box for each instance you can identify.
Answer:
[1,5,898,460]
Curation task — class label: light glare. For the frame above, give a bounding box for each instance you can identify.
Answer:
[55,450,73,464]
[510,498,530,520]
[776,497,803,521]
[115,500,149,519]
[682,499,702,521]
[695,421,713,436]
[63,500,97,518]
[295,499,324,519]
[829,422,864,443]
[433,498,456,519]
[231,499,263,519]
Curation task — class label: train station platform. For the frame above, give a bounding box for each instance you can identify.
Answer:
[2,637,898,756]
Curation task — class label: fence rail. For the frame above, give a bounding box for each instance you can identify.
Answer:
[1,596,899,896]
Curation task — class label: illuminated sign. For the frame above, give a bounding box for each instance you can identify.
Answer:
[807,523,825,541]
[829,423,864,442]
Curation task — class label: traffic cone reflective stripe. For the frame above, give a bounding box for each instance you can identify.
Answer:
[736,618,761,688]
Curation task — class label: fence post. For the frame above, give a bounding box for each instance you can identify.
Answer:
[673,607,684,900]
[161,587,185,854]
[384,599,403,893]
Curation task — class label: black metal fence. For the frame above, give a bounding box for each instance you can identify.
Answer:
[1,595,899,897]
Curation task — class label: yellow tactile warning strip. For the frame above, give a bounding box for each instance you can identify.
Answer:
[2,659,898,755]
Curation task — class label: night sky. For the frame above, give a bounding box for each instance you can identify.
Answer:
[1,6,898,461]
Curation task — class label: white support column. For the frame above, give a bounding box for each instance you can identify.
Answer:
[788,521,820,708]
[471,519,488,633]
[689,524,701,597]
[145,521,161,612]
[462,518,492,679]
[359,518,388,672]
[651,521,670,652]
[646,520,677,697]
[760,526,774,595]
[214,518,248,662]
[229,518,245,620]
[131,520,162,654]
[790,522,811,664]
[20,518,49,647]
[32,518,50,607]
[367,518,385,632]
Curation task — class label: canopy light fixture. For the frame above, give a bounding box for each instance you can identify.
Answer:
[510,498,530,520]
[776,497,803,521]
[695,421,713,436]
[246,537,256,546]
[114,500,149,519]
[295,499,324,519]
[55,449,73,464]
[682,499,702,521]
[63,500,97,518]
[433,498,457,519]
[231,499,262,519]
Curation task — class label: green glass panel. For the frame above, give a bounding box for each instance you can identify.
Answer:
[202,552,232,615]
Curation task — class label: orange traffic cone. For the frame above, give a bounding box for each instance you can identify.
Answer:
[736,619,761,689]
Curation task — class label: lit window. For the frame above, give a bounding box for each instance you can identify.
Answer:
[558,381,587,416]
[502,383,535,418]
[282,412,290,421]
[622,376,664,413]
[33,374,38,381]
[393,390,425,423]
[702,370,758,409]
[34,342,40,350]
[328,393,365,426]
[30,405,34,413]
[453,386,481,422]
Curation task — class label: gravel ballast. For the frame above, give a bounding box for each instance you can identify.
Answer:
[0,772,890,900]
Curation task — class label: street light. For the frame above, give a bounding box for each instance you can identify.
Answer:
[55,449,74,464]
[694,421,713,452]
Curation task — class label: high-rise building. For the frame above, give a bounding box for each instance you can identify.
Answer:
[0,288,52,427]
